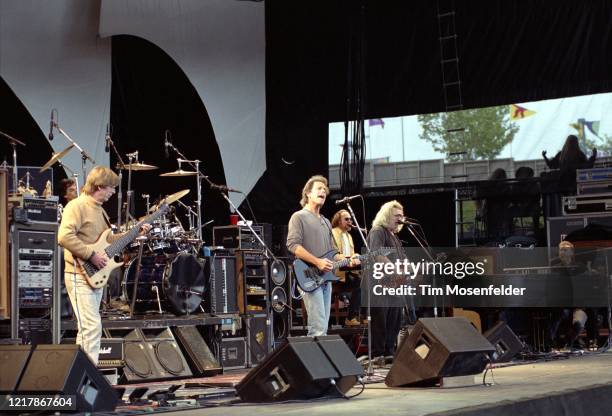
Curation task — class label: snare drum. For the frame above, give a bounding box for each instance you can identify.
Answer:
[123,253,206,315]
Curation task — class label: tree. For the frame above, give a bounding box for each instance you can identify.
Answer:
[418,106,519,161]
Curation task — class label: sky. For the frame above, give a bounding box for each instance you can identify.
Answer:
[329,91,612,165]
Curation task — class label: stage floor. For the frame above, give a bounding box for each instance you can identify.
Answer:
[112,350,612,416]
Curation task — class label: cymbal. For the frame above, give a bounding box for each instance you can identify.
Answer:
[150,189,190,212]
[40,144,74,172]
[116,162,158,171]
[160,169,197,177]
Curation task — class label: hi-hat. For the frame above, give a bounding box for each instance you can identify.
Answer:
[116,162,158,171]
[150,189,190,212]
[40,144,75,172]
[160,169,197,177]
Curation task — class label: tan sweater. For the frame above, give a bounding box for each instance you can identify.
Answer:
[58,193,121,274]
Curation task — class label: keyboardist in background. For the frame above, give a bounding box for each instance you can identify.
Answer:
[331,209,362,326]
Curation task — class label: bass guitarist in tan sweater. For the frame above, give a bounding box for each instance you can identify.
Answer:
[58,166,150,364]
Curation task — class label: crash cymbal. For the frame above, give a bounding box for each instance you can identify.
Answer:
[160,169,197,177]
[149,189,190,212]
[40,144,75,172]
[163,189,190,205]
[116,162,158,171]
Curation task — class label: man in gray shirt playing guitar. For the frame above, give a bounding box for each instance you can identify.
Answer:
[287,175,359,336]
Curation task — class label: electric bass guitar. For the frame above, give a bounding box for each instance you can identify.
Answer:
[293,248,391,292]
[75,204,169,289]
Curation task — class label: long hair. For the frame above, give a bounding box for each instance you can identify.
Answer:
[300,175,328,207]
[559,135,586,165]
[331,209,349,228]
[82,166,119,195]
[372,200,403,230]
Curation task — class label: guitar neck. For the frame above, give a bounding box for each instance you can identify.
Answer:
[331,249,384,271]
[105,205,167,257]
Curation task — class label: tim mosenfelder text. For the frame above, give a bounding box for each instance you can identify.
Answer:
[370,259,526,297]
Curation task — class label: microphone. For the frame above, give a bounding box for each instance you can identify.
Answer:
[164,130,171,158]
[210,183,241,193]
[352,226,368,233]
[398,217,419,226]
[335,194,361,205]
[104,123,110,153]
[48,110,54,141]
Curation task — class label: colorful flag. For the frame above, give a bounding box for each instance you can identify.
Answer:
[509,104,536,120]
[368,118,385,128]
[584,120,601,138]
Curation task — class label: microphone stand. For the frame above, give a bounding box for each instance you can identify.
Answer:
[404,222,443,317]
[344,201,375,377]
[106,136,126,229]
[52,123,96,182]
[0,130,26,194]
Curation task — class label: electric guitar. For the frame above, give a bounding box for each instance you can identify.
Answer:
[75,204,169,288]
[293,248,391,292]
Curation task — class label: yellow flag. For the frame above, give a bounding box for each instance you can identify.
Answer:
[509,104,536,120]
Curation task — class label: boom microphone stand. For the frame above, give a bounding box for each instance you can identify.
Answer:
[403,220,443,317]
[52,121,96,182]
[343,199,375,377]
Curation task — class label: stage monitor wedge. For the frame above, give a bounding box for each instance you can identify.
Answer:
[17,344,118,412]
[236,335,362,402]
[386,317,495,387]
[484,321,523,363]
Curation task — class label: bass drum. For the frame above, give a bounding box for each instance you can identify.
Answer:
[123,253,206,315]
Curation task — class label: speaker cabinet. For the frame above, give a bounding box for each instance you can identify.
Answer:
[236,335,362,402]
[245,314,271,366]
[0,345,32,393]
[269,258,291,343]
[17,344,118,412]
[484,321,523,363]
[122,328,192,382]
[174,326,222,376]
[386,317,495,387]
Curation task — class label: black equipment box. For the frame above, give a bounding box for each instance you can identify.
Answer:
[562,193,612,216]
[22,196,59,223]
[62,337,124,368]
[220,337,248,370]
[577,181,612,195]
[213,225,264,250]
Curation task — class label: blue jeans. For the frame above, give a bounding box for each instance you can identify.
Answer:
[301,282,332,336]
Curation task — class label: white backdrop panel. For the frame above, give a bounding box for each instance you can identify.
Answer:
[99,0,266,206]
[0,0,111,176]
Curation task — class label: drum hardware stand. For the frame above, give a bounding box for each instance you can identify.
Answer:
[164,141,206,241]
[106,133,127,228]
[175,199,196,234]
[343,199,375,377]
[124,151,138,229]
[50,114,96,183]
[151,286,163,314]
[129,236,148,318]
[0,130,26,194]
[142,194,151,215]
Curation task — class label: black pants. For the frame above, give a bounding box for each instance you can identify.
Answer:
[344,273,361,320]
[371,306,402,357]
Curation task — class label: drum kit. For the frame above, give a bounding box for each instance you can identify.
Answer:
[114,156,209,317]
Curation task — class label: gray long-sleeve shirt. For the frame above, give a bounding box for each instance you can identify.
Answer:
[286,208,338,258]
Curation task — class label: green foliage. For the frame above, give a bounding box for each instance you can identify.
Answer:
[418,106,519,161]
